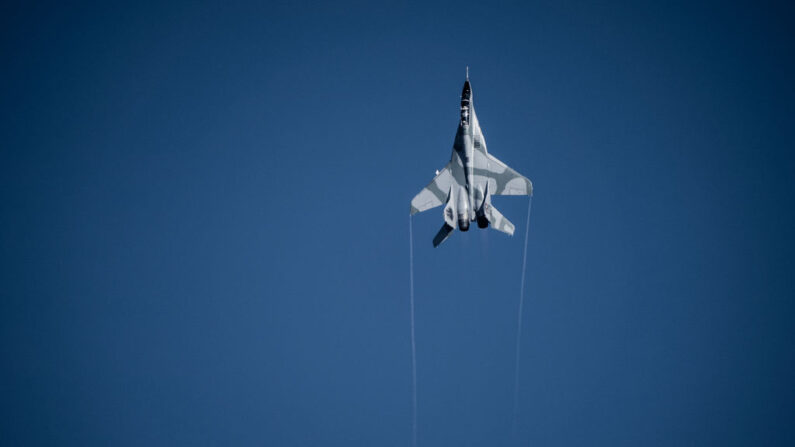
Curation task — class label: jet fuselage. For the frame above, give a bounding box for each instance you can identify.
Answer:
[409,73,533,247]
[452,79,488,231]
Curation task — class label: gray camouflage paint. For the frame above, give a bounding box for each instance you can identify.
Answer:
[410,77,533,246]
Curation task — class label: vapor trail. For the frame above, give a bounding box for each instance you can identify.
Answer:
[409,216,418,447]
[512,196,533,443]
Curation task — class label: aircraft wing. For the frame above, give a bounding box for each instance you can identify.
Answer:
[410,162,455,215]
[477,153,533,196]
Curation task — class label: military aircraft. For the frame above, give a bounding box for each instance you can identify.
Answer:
[410,70,534,247]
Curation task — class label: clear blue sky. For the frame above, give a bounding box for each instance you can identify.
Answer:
[2,1,794,445]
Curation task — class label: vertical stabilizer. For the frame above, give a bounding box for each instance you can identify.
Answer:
[433,223,455,247]
[434,186,457,247]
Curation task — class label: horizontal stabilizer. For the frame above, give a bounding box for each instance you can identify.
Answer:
[484,203,515,236]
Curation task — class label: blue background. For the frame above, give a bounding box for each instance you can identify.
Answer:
[2,1,794,445]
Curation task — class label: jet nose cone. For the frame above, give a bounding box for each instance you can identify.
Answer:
[461,80,471,99]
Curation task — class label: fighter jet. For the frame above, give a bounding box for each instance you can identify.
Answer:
[410,71,533,247]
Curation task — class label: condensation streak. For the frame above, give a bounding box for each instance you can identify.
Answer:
[512,196,533,443]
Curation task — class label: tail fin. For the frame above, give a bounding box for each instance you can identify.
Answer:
[433,186,457,247]
[484,203,515,236]
[433,223,455,247]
